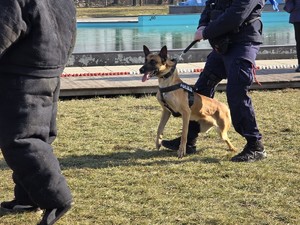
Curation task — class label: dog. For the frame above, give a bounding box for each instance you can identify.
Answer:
[139,45,236,158]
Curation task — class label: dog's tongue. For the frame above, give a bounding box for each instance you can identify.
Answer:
[141,73,150,82]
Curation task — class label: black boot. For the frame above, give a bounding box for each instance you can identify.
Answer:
[1,199,40,212]
[231,140,267,162]
[37,204,72,225]
[161,121,200,154]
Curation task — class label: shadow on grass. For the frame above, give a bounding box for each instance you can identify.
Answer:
[0,209,12,218]
[0,207,42,219]
[59,147,224,169]
[0,160,8,170]
[0,147,228,171]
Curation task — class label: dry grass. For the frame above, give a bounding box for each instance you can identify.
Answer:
[0,89,300,224]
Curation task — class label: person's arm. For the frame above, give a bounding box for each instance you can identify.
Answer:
[197,0,213,28]
[202,0,263,40]
[194,0,213,41]
[283,0,295,13]
[0,1,26,58]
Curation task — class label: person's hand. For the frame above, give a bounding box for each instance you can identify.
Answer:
[194,26,206,42]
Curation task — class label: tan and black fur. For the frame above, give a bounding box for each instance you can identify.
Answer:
[139,45,236,158]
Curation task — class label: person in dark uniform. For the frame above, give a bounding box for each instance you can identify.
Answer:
[284,0,300,72]
[0,0,76,224]
[162,0,267,162]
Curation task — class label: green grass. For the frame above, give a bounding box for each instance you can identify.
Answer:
[76,5,169,18]
[0,89,300,224]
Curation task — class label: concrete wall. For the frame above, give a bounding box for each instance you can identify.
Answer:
[67,45,297,67]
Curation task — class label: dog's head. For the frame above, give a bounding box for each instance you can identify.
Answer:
[139,45,176,82]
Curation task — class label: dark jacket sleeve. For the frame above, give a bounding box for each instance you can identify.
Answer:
[288,0,300,23]
[197,0,213,28]
[0,1,26,58]
[0,0,76,78]
[202,0,263,40]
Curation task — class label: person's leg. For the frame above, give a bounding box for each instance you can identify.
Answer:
[0,76,38,211]
[161,120,200,154]
[0,179,39,212]
[293,22,300,71]
[223,43,266,162]
[194,50,227,98]
[2,77,61,212]
[162,51,227,152]
[0,75,72,209]
[48,77,60,145]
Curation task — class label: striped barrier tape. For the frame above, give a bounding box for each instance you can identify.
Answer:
[60,64,297,78]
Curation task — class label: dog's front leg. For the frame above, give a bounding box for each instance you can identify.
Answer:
[178,109,191,158]
[156,108,171,150]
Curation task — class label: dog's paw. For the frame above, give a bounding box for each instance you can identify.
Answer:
[227,145,237,152]
[177,146,186,158]
[156,143,161,150]
[230,147,238,152]
[177,150,184,159]
[156,139,162,150]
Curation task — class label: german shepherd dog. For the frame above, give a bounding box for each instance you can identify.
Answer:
[139,45,236,158]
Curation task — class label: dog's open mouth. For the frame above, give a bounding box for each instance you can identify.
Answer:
[141,71,156,82]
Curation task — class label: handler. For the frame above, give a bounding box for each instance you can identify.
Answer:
[0,0,76,224]
[162,0,267,162]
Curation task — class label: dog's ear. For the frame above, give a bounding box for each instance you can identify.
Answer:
[143,45,151,56]
[159,46,168,63]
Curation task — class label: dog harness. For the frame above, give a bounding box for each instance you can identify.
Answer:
[159,82,194,117]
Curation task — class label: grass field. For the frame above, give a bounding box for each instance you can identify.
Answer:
[0,89,299,224]
[0,5,299,225]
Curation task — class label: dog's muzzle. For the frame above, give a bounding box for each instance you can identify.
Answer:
[139,66,146,74]
[139,66,159,82]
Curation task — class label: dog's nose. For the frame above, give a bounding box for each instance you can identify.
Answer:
[139,66,145,74]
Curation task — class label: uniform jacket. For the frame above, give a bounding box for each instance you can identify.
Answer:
[199,0,265,44]
[0,0,76,77]
[286,0,300,23]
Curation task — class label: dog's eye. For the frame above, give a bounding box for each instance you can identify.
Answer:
[150,59,156,65]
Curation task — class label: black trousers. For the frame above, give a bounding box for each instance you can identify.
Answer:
[293,22,300,65]
[194,43,262,143]
[0,75,72,209]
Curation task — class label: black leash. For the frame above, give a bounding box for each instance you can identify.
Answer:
[178,40,198,60]
[183,40,198,54]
